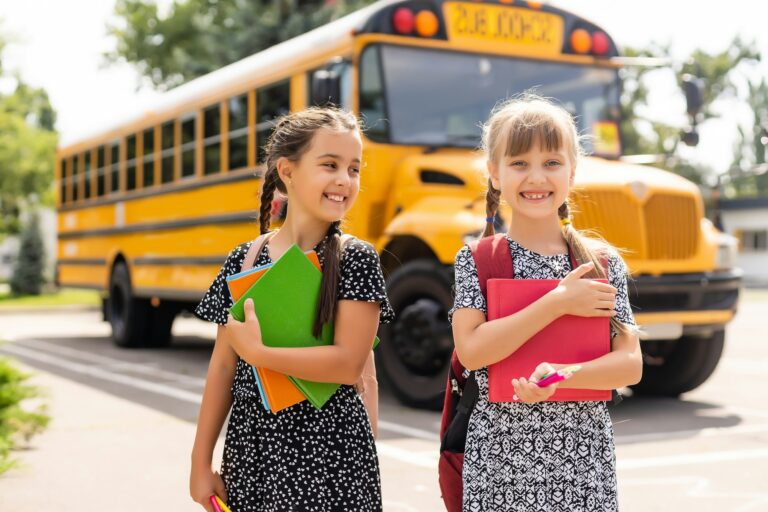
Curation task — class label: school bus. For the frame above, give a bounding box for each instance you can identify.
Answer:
[55,0,741,408]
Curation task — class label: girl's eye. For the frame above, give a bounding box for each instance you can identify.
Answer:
[323,162,337,169]
[510,161,526,168]
[546,160,562,167]
[350,168,361,175]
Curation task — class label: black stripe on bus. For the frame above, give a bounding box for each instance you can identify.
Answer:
[58,259,108,266]
[58,211,256,240]
[61,282,104,291]
[133,256,227,266]
[58,167,263,213]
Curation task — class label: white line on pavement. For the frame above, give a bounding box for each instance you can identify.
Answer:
[618,448,768,470]
[375,442,438,469]
[378,420,437,441]
[616,422,768,444]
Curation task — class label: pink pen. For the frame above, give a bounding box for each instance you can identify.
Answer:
[210,495,223,512]
[535,365,582,387]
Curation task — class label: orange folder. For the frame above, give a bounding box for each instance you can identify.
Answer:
[227,250,321,413]
[486,278,612,402]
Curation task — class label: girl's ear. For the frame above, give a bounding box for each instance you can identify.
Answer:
[487,160,500,190]
[276,156,293,186]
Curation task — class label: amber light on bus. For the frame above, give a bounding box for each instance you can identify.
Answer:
[569,28,611,56]
[392,6,440,37]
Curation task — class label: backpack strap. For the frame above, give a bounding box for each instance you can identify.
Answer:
[241,231,277,272]
[468,233,514,294]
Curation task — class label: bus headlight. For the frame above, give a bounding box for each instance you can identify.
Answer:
[715,233,738,270]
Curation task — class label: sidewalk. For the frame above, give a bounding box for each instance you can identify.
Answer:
[0,364,214,511]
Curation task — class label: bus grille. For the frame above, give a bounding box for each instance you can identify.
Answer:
[571,190,699,260]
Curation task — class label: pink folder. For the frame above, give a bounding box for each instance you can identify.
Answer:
[486,278,612,402]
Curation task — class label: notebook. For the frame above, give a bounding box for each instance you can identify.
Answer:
[227,251,322,413]
[229,244,339,409]
[486,278,612,402]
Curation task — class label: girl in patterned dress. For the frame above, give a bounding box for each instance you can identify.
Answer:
[449,94,642,512]
[189,107,394,512]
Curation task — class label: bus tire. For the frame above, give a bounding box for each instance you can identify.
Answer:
[632,329,725,397]
[377,260,454,410]
[109,263,173,348]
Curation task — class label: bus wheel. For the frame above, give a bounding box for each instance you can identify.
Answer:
[109,263,173,348]
[378,260,454,410]
[632,329,725,397]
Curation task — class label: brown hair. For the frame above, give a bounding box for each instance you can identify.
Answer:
[258,106,361,337]
[481,94,631,336]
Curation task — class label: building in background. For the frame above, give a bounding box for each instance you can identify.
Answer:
[720,197,768,286]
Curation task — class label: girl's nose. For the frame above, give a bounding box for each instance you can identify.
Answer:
[335,171,350,187]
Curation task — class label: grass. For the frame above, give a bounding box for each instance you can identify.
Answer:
[0,287,101,308]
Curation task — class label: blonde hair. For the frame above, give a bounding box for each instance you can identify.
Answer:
[481,93,631,336]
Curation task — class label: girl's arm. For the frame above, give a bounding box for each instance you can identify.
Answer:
[226,298,378,386]
[453,262,617,370]
[550,329,642,389]
[190,325,238,509]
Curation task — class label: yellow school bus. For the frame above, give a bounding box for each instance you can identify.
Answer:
[56,0,740,408]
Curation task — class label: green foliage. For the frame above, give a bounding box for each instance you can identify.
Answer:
[9,212,46,295]
[106,0,376,90]
[0,34,59,236]
[0,355,50,475]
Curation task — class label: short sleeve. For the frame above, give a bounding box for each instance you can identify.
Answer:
[194,243,249,325]
[448,245,487,324]
[338,238,395,324]
[607,250,636,338]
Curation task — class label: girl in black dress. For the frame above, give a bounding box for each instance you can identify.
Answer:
[190,107,393,512]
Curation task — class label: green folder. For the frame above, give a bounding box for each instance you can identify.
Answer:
[229,244,338,409]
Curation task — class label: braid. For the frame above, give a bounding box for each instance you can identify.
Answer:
[482,178,501,238]
[313,220,342,338]
[258,169,280,234]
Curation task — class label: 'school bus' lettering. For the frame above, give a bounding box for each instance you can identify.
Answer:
[445,3,563,55]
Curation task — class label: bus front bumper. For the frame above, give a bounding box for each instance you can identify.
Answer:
[630,269,742,339]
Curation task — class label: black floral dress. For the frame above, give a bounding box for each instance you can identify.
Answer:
[195,233,395,512]
[448,235,636,512]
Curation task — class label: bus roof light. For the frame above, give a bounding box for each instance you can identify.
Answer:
[393,7,415,34]
[415,10,439,37]
[570,28,591,54]
[592,31,610,55]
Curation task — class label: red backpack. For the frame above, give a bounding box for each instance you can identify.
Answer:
[438,234,616,512]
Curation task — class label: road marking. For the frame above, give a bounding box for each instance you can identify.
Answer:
[7,338,206,387]
[618,448,768,470]
[0,341,442,460]
[616,422,768,444]
[375,442,438,469]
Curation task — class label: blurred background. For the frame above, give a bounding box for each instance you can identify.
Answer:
[0,1,766,510]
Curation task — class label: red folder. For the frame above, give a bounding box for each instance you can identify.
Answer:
[487,279,612,402]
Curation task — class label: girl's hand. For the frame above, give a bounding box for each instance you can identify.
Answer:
[550,262,617,318]
[512,362,563,403]
[189,463,227,512]
[226,298,265,363]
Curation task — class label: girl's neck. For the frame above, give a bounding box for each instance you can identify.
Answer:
[272,210,331,253]
[506,215,567,256]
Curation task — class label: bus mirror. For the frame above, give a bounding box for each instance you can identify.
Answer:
[311,69,341,106]
[681,74,704,118]
[681,127,699,147]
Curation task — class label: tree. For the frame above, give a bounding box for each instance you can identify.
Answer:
[106,0,376,91]
[0,35,58,236]
[620,37,761,188]
[9,211,46,295]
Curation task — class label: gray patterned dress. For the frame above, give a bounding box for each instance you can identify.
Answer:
[448,235,635,512]
[195,234,395,512]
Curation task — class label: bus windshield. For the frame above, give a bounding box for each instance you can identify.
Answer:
[360,44,622,156]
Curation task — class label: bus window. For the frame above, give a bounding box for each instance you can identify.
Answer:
[203,104,221,175]
[256,80,290,163]
[69,156,80,202]
[161,121,175,184]
[59,158,67,205]
[110,142,120,194]
[126,134,137,191]
[143,128,155,187]
[181,115,196,178]
[308,60,352,109]
[84,150,92,200]
[228,94,248,171]
[97,145,106,197]
[359,46,388,142]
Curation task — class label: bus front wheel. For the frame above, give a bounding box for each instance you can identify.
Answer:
[109,263,174,348]
[377,260,454,410]
[632,329,725,396]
